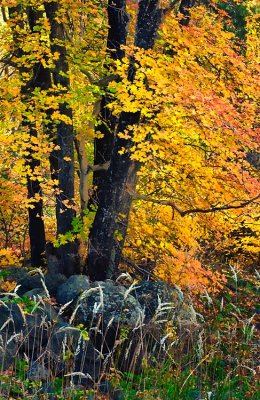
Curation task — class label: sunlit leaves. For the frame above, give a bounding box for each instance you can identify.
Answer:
[111,5,260,290]
[0,1,259,292]
[0,0,107,258]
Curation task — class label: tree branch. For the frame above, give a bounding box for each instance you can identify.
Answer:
[87,161,110,175]
[127,188,260,217]
[1,7,8,22]
[80,69,119,87]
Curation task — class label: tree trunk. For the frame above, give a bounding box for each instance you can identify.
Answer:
[179,0,195,26]
[91,0,129,207]
[45,2,79,276]
[8,6,51,267]
[86,0,162,281]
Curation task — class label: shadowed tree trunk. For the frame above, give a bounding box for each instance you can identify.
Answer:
[86,0,163,281]
[91,0,129,208]
[45,2,80,276]
[179,0,195,26]
[8,6,51,267]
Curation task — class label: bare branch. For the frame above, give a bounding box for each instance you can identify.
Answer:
[127,188,260,217]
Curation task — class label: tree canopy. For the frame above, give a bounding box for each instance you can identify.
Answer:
[0,0,259,291]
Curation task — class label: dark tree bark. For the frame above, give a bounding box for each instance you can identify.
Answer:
[8,6,51,267]
[86,0,163,281]
[45,2,80,276]
[26,8,53,268]
[135,0,162,49]
[91,0,129,207]
[179,0,195,26]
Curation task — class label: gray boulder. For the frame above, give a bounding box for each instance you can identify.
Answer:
[19,271,67,297]
[2,266,67,297]
[37,301,60,323]
[15,300,59,357]
[1,266,28,283]
[56,275,90,305]
[27,359,50,381]
[49,321,81,356]
[118,281,199,373]
[132,281,199,353]
[23,288,46,298]
[0,298,61,371]
[73,339,102,386]
[49,321,102,383]
[132,280,184,322]
[75,280,143,359]
[76,280,143,329]
[0,302,25,370]
[0,302,25,334]
[21,312,51,356]
[17,273,43,296]
[0,332,19,370]
[76,280,142,328]
[44,272,67,297]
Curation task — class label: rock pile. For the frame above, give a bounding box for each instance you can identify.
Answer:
[0,267,201,398]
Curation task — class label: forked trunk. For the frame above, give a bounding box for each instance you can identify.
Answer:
[86,0,162,281]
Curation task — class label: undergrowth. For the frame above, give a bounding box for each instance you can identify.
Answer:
[0,267,259,400]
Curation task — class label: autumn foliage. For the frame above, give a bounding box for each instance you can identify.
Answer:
[0,0,259,292]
